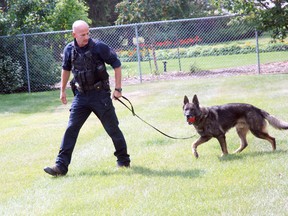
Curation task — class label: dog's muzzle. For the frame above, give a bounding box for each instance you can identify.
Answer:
[186,115,196,125]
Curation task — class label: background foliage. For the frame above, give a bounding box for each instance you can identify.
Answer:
[49,0,91,30]
[1,0,287,41]
[213,0,288,40]
[0,54,23,93]
[115,0,215,24]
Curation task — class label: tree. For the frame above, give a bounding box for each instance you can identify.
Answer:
[212,0,288,40]
[0,0,56,35]
[49,0,91,31]
[84,0,121,27]
[0,0,7,35]
[0,0,91,36]
[115,0,215,24]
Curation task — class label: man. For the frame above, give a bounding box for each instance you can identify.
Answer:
[44,20,130,176]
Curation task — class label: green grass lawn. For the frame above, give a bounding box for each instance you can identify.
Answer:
[1,74,288,215]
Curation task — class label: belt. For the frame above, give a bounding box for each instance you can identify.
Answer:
[76,80,110,93]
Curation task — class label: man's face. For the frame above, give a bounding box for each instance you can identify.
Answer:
[73,25,90,47]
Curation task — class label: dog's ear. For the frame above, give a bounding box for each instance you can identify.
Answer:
[184,95,189,105]
[192,94,199,106]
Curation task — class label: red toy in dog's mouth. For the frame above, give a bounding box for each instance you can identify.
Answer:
[187,116,196,124]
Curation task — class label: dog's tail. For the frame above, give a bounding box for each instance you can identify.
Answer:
[262,110,288,130]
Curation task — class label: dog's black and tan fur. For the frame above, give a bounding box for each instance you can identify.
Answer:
[183,94,288,158]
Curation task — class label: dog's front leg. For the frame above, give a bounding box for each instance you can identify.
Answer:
[216,135,229,157]
[192,136,211,158]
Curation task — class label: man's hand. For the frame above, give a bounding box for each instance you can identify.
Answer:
[60,91,67,104]
[113,90,122,99]
[60,70,71,105]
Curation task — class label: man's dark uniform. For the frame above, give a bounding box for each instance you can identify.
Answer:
[48,38,130,175]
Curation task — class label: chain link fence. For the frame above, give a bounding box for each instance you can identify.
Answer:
[0,15,288,93]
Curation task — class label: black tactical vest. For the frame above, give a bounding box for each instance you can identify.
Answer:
[71,39,109,91]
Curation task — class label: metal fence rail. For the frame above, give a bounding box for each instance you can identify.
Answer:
[0,15,287,93]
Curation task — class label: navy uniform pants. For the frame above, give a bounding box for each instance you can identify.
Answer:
[55,89,130,174]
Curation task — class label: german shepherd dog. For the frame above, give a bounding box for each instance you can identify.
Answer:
[183,94,288,158]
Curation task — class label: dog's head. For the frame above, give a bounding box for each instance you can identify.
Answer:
[183,94,202,125]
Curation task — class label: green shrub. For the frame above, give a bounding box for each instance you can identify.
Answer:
[186,46,202,57]
[265,43,288,52]
[153,41,288,61]
[27,45,61,91]
[189,62,201,73]
[0,55,24,94]
[157,50,170,60]
[122,40,287,66]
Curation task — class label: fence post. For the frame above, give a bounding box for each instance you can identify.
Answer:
[134,24,142,83]
[255,29,261,74]
[177,47,182,71]
[176,33,182,71]
[22,33,31,93]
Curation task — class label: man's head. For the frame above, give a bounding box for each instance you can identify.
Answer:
[72,20,90,47]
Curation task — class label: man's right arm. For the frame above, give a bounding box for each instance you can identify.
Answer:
[60,69,71,104]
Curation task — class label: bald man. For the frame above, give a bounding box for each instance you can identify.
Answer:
[44,20,130,176]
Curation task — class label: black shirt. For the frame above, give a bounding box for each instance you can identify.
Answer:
[62,38,121,71]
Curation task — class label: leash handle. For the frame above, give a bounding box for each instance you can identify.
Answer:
[117,96,135,116]
[116,96,195,140]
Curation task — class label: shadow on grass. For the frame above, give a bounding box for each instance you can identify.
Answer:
[75,165,204,179]
[218,149,288,162]
[129,165,203,178]
[0,90,71,114]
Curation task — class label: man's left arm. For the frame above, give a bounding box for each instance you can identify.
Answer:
[113,66,122,99]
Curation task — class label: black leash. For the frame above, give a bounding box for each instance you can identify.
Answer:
[116,96,195,140]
